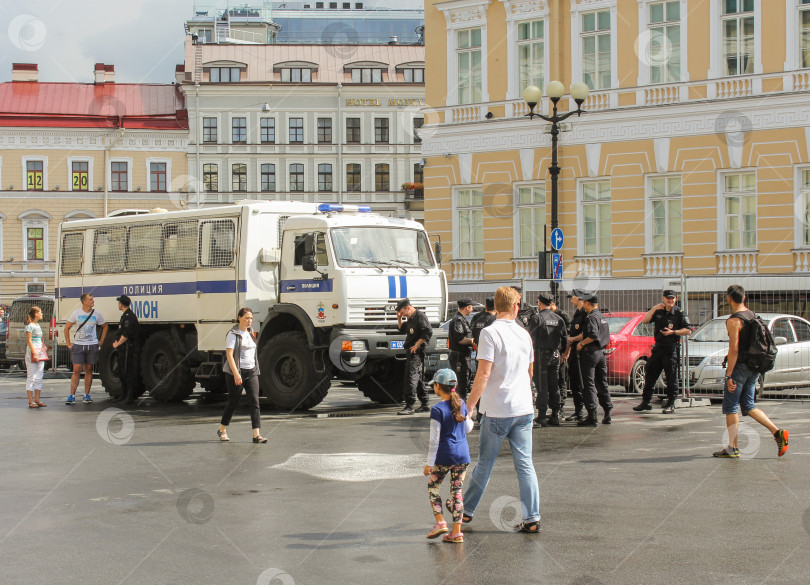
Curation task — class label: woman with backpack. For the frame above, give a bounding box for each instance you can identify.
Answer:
[217,308,266,443]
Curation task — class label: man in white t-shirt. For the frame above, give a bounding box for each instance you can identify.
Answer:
[463,286,541,533]
[64,293,107,404]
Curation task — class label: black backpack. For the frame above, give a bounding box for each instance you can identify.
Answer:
[734,311,777,374]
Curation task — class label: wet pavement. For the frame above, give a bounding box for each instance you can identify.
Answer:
[2,370,810,585]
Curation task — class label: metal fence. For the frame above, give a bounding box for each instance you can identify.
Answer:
[447,274,810,400]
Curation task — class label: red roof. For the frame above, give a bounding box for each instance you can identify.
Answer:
[0,82,188,130]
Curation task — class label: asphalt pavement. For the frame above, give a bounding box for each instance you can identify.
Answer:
[1,370,810,585]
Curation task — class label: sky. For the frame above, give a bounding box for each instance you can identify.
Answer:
[0,0,424,85]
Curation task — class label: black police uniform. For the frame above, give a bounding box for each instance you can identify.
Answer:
[516,304,537,331]
[117,307,142,402]
[531,308,568,423]
[641,306,691,405]
[567,307,588,418]
[470,310,497,348]
[579,308,613,422]
[448,311,473,399]
[554,307,572,411]
[400,309,433,408]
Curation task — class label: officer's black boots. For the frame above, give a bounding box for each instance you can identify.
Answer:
[577,411,598,426]
[548,413,561,426]
[601,406,612,425]
[633,401,653,412]
[414,402,430,413]
[661,400,676,414]
[533,416,549,428]
[565,409,585,422]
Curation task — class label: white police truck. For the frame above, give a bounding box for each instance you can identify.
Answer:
[55,201,449,409]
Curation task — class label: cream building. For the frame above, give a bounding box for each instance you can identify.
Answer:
[422,0,810,283]
[0,63,189,297]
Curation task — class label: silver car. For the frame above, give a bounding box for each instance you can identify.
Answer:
[687,313,810,398]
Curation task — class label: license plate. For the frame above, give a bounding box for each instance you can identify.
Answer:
[389,340,405,350]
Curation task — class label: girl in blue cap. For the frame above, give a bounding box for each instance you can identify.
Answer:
[424,368,474,543]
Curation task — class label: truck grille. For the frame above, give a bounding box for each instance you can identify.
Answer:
[348,301,441,325]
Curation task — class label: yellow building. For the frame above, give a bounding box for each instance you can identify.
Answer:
[422,0,810,282]
[0,63,189,297]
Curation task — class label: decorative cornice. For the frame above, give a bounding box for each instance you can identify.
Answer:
[570,0,615,12]
[501,0,548,21]
[436,0,493,29]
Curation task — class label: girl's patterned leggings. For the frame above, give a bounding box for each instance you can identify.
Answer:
[427,463,468,524]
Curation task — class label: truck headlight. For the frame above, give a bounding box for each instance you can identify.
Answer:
[435,338,449,350]
[706,356,725,366]
[341,340,366,351]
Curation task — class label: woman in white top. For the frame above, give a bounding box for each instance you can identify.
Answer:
[25,306,47,408]
[217,308,266,443]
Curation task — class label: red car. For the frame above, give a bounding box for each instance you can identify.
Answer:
[604,312,656,393]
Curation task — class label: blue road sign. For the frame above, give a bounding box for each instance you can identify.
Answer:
[552,253,563,282]
[551,228,564,251]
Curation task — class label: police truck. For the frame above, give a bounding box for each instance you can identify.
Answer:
[54,201,448,409]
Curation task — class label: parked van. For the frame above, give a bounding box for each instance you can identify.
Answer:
[5,296,69,368]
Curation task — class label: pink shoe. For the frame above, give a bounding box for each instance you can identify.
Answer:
[442,531,464,543]
[426,521,449,539]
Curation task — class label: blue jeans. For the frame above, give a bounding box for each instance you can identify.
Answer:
[463,413,540,523]
[722,362,758,415]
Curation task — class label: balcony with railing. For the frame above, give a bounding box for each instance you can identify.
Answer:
[716,251,758,274]
[512,258,538,280]
[451,259,484,281]
[572,255,612,278]
[643,253,683,276]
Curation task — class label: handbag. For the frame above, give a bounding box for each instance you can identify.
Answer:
[36,345,48,361]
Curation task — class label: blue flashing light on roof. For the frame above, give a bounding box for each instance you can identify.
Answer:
[317,204,371,213]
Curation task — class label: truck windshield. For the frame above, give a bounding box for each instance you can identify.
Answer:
[331,227,435,269]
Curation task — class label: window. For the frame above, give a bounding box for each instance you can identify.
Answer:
[111,162,128,192]
[772,319,796,344]
[232,163,247,192]
[27,228,44,260]
[281,68,312,82]
[60,232,83,275]
[150,162,167,192]
[722,0,754,76]
[93,227,127,273]
[374,118,389,143]
[203,163,218,192]
[71,161,89,192]
[803,0,810,68]
[163,221,198,270]
[582,180,611,255]
[127,224,162,271]
[402,68,424,82]
[203,117,217,142]
[375,163,389,191]
[518,20,544,95]
[294,232,328,267]
[260,118,275,144]
[457,189,483,259]
[209,67,241,82]
[199,220,235,268]
[801,170,810,246]
[582,11,611,90]
[261,164,276,192]
[413,117,423,144]
[26,161,44,191]
[232,117,247,143]
[290,163,304,191]
[457,28,482,104]
[414,162,423,184]
[346,118,361,143]
[517,185,546,258]
[317,118,332,143]
[649,176,682,253]
[791,318,810,342]
[350,68,383,83]
[289,118,304,143]
[346,164,361,191]
[723,172,756,250]
[197,29,212,43]
[648,1,681,83]
[318,164,333,191]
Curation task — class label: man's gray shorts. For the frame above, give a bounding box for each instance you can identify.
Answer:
[71,343,99,365]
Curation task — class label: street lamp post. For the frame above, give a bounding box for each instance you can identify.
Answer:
[523,81,589,300]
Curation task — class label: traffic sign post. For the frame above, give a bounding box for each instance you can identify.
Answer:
[550,227,564,251]
[552,253,563,282]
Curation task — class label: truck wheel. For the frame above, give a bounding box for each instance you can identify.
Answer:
[356,359,406,404]
[259,331,330,410]
[99,335,124,398]
[140,331,195,402]
[626,359,646,394]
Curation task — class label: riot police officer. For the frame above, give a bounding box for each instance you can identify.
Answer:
[112,295,141,405]
[396,298,433,415]
[448,298,475,399]
[576,293,613,426]
[470,297,496,349]
[511,285,538,331]
[532,292,568,427]
[549,298,571,418]
[563,290,588,422]
[633,290,693,414]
